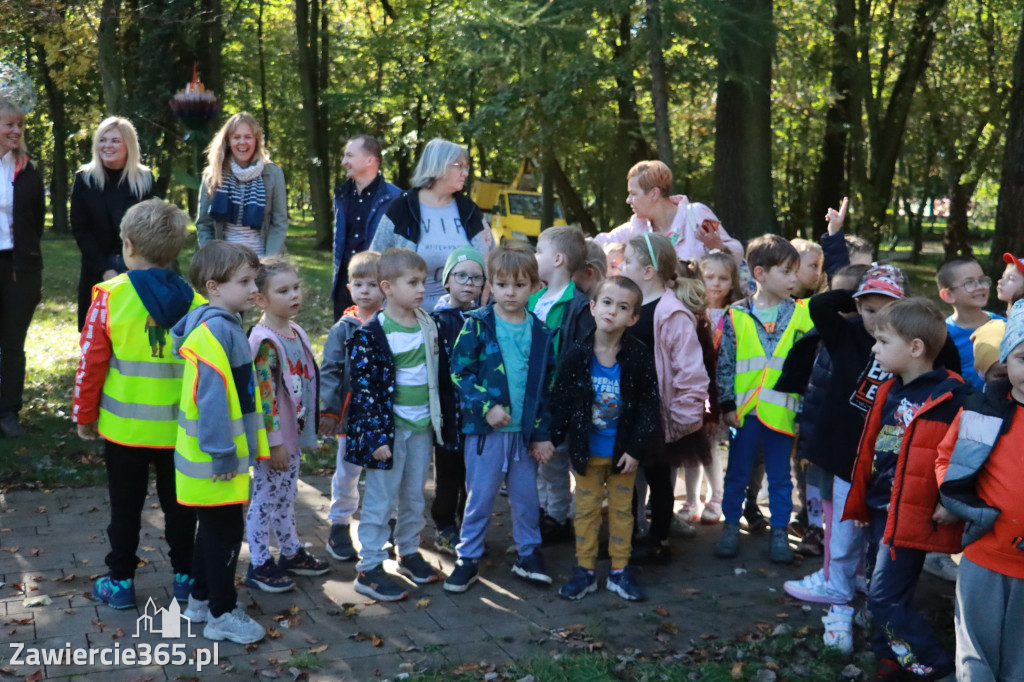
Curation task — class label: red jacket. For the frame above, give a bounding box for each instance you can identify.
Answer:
[843,370,967,554]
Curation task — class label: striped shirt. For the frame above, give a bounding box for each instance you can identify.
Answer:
[382,313,430,431]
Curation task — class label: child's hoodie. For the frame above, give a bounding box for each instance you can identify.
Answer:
[172,304,263,475]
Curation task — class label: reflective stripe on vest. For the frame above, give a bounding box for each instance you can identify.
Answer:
[175,321,269,506]
[95,274,201,448]
[731,300,813,435]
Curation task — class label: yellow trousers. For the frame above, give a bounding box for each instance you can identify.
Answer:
[572,458,636,571]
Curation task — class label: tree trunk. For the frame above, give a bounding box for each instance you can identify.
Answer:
[200,0,225,97]
[295,0,333,249]
[97,0,122,114]
[646,0,672,167]
[713,0,776,242]
[257,0,270,143]
[811,0,855,236]
[991,8,1024,276]
[943,176,975,258]
[35,42,69,233]
[551,157,597,235]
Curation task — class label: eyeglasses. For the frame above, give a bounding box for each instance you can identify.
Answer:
[450,161,470,173]
[950,276,992,293]
[452,271,484,286]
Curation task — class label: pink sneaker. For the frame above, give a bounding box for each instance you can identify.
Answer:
[680,501,700,524]
[701,495,723,524]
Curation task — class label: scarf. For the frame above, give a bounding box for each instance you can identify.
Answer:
[209,158,266,230]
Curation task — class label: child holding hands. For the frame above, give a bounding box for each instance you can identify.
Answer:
[245,258,327,592]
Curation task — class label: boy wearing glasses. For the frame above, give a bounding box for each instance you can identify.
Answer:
[936,256,1003,391]
[430,246,486,553]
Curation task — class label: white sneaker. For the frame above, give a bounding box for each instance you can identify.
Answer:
[203,607,265,644]
[783,568,831,603]
[922,553,959,583]
[183,595,210,623]
[822,604,854,654]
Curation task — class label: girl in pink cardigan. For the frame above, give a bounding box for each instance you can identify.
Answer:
[620,232,710,564]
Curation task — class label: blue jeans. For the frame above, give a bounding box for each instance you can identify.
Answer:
[867,510,954,674]
[722,417,794,527]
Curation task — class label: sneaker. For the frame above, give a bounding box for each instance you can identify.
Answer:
[540,514,574,545]
[444,558,479,593]
[511,551,552,585]
[822,604,854,654]
[558,566,597,601]
[631,534,671,566]
[783,568,831,603]
[797,525,825,556]
[396,552,441,584]
[173,573,194,603]
[680,501,700,524]
[183,595,210,623]
[0,413,24,438]
[922,553,959,583]
[326,523,358,561]
[701,495,723,524]
[742,503,770,532]
[769,527,794,563]
[203,606,265,644]
[673,517,697,538]
[434,526,459,556]
[279,548,330,576]
[245,559,295,593]
[93,575,136,609]
[713,522,740,558]
[354,564,408,601]
[606,566,647,602]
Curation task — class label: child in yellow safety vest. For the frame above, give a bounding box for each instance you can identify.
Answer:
[170,241,269,645]
[713,234,814,563]
[73,198,200,612]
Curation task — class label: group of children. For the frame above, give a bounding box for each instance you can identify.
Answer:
[70,192,1022,682]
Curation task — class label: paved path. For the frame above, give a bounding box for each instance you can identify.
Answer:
[0,477,951,681]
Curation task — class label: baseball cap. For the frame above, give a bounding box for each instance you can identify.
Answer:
[852,264,905,300]
[1003,252,1024,275]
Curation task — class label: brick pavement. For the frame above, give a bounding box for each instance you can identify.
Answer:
[0,477,953,681]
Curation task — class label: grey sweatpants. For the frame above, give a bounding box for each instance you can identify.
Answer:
[955,555,1024,682]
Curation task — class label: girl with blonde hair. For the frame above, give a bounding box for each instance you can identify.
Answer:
[197,112,288,257]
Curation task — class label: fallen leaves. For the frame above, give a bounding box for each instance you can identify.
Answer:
[348,632,384,647]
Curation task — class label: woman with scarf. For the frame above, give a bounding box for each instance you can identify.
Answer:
[197,113,288,257]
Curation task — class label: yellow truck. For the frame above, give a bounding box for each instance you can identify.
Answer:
[471,162,567,245]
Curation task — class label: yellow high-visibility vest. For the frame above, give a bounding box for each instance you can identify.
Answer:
[730,300,813,435]
[95,274,202,448]
[174,321,269,506]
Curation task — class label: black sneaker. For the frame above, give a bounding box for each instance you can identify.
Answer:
[326,524,358,561]
[630,535,671,566]
[443,558,479,593]
[511,551,552,585]
[245,560,295,593]
[354,564,408,602]
[434,526,459,556]
[396,552,441,584]
[742,502,770,532]
[278,548,330,576]
[540,515,574,545]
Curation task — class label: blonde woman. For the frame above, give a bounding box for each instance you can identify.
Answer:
[197,112,288,257]
[71,117,155,329]
[0,98,44,437]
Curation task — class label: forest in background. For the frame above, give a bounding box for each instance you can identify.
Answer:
[2,0,1023,277]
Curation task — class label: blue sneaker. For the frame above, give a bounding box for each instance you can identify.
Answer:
[558,566,597,601]
[443,558,479,594]
[173,573,193,603]
[606,567,646,602]
[511,551,552,585]
[93,575,136,609]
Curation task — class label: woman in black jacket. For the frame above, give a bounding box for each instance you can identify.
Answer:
[0,98,45,437]
[71,117,155,329]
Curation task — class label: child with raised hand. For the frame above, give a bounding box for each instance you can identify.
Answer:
[172,241,268,645]
[431,245,486,554]
[444,242,557,593]
[320,250,384,562]
[530,225,595,544]
[347,248,446,602]
[843,298,967,681]
[244,257,327,593]
[551,276,661,602]
[620,232,710,565]
[937,299,1024,682]
[74,198,200,610]
[714,234,813,563]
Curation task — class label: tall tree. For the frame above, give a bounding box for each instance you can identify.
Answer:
[714,0,776,241]
[990,7,1024,275]
[645,0,672,167]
